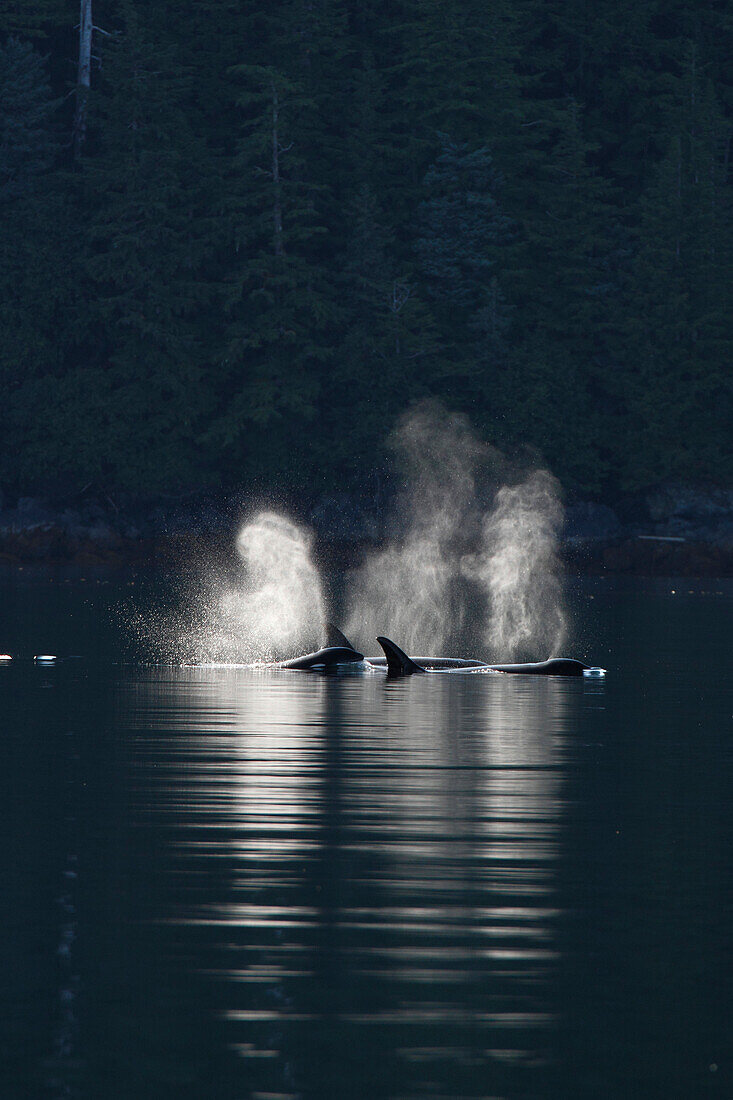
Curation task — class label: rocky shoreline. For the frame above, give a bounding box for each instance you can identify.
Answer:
[0,484,731,575]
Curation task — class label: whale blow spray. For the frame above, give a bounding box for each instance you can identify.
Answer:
[347,401,567,660]
[133,511,325,663]
[226,511,326,659]
[468,470,567,660]
[345,403,481,652]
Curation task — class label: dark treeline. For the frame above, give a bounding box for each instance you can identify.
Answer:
[1,1,731,503]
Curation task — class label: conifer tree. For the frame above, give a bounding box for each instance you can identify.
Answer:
[621,44,733,486]
[417,138,512,317]
[322,182,438,470]
[0,0,730,497]
[0,37,74,489]
[386,0,524,175]
[0,1,69,39]
[501,95,626,487]
[413,136,512,412]
[0,36,58,200]
[211,60,338,479]
[69,2,217,490]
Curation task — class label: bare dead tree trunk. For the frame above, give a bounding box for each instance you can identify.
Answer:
[73,0,92,159]
[271,80,284,257]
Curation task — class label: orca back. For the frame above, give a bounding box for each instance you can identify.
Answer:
[367,656,484,670]
[488,657,588,676]
[280,645,364,671]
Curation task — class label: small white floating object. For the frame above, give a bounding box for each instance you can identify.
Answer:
[583,667,606,677]
[35,655,57,664]
[0,654,12,662]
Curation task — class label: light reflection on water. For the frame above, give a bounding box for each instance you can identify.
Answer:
[120,669,581,1098]
[3,576,732,1098]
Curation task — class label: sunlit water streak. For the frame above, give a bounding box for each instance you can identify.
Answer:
[117,668,581,1098]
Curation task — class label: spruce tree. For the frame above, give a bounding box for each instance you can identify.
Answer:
[413,136,512,415]
[322,181,438,474]
[0,36,59,200]
[70,2,217,491]
[621,43,733,487]
[0,0,731,499]
[503,94,626,488]
[211,59,338,481]
[385,0,524,183]
[0,37,75,490]
[417,138,512,317]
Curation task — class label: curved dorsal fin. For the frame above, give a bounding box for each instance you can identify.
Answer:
[376,636,426,676]
[325,622,357,650]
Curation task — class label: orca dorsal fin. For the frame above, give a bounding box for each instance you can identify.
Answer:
[376,636,426,676]
[325,622,357,650]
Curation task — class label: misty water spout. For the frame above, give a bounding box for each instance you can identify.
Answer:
[468,470,567,660]
[347,401,568,661]
[131,405,568,664]
[133,511,325,664]
[345,403,481,652]
[228,512,326,659]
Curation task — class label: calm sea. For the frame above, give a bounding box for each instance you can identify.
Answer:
[1,571,731,1099]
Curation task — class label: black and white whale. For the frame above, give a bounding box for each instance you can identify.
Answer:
[278,625,482,673]
[375,636,592,677]
[278,644,365,671]
[322,624,475,668]
[278,624,600,677]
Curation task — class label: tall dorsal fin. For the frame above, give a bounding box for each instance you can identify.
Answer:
[325,622,356,650]
[376,636,426,676]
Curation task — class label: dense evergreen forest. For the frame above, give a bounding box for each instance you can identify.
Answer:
[1,0,731,504]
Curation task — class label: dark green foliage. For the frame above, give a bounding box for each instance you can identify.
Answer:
[208,59,336,479]
[0,36,58,200]
[619,44,733,487]
[70,4,218,491]
[417,139,512,315]
[0,37,77,488]
[0,1,69,40]
[0,0,731,500]
[414,138,513,413]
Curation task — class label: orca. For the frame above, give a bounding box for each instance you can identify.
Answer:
[367,654,485,670]
[279,625,600,677]
[374,636,488,675]
[484,657,590,676]
[374,636,593,678]
[324,623,483,671]
[279,644,364,672]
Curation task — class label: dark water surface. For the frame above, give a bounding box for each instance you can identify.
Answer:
[1,571,731,1099]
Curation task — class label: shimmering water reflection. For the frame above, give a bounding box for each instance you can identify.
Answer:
[121,670,578,1098]
[2,576,732,1099]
